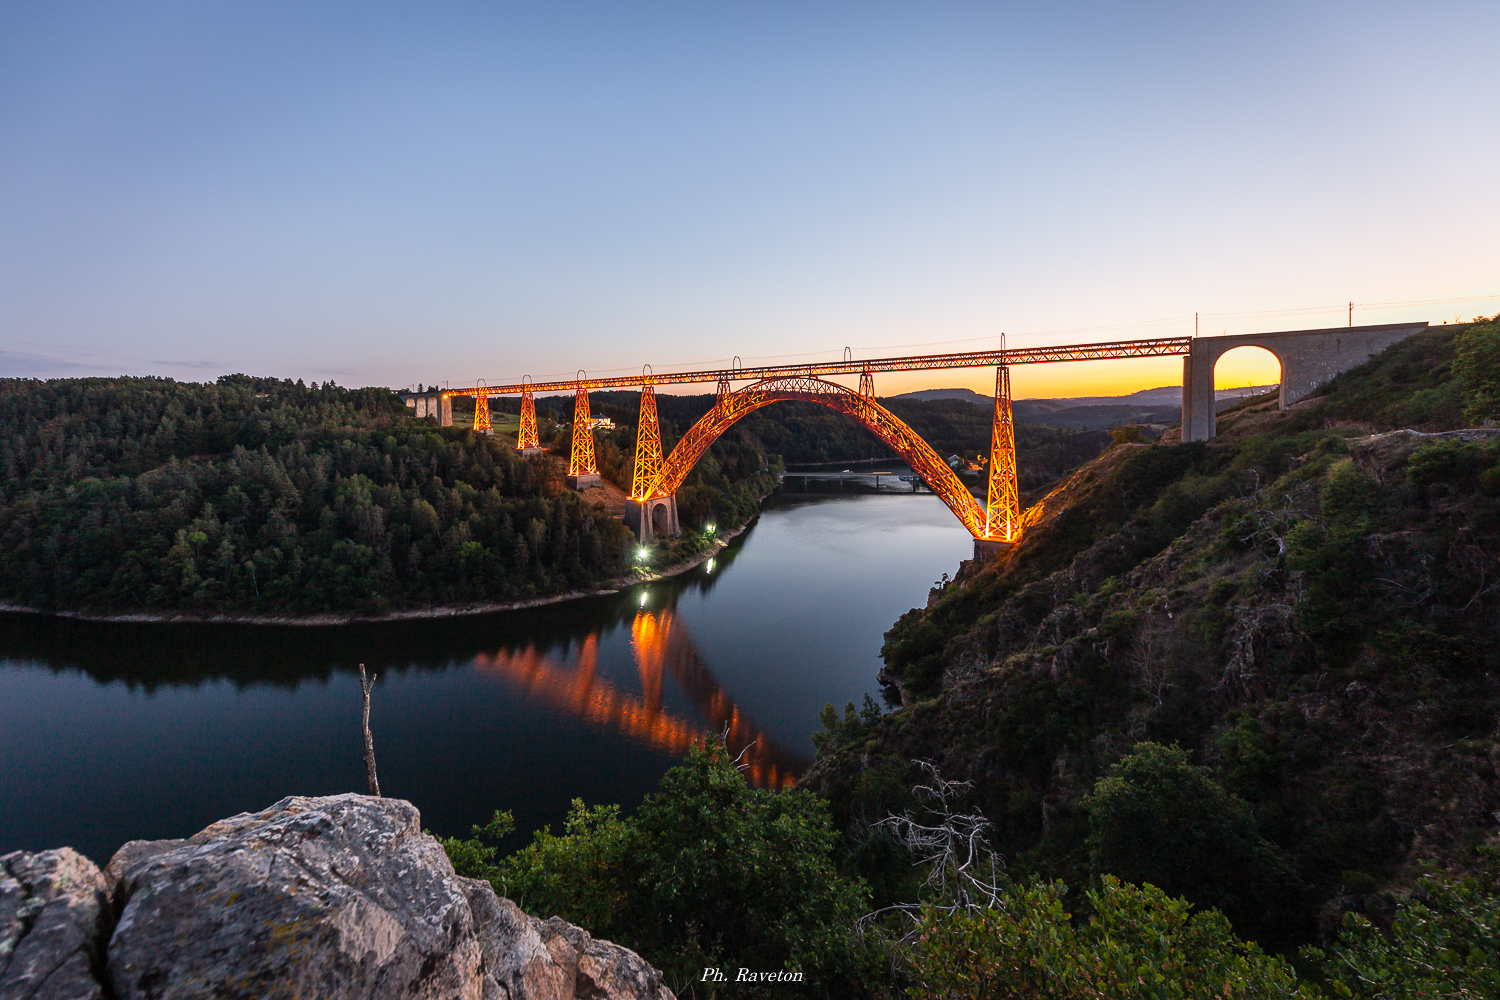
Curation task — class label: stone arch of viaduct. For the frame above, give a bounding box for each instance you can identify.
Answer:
[398,392,452,424]
[1182,322,1428,442]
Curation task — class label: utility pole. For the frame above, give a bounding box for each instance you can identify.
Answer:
[1349,302,1353,327]
[1195,312,1198,337]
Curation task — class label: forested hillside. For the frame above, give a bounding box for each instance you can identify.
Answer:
[805,321,1500,953]
[0,374,1116,617]
[0,375,771,615]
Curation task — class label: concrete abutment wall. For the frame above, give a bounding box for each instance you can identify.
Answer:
[1182,322,1428,442]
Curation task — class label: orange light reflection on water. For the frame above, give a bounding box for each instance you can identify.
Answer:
[472,609,805,789]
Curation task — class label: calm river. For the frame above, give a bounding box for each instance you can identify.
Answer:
[0,488,970,864]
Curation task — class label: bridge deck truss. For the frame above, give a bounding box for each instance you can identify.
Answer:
[439,337,1192,399]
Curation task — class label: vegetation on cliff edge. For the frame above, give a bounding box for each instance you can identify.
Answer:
[805,321,1500,956]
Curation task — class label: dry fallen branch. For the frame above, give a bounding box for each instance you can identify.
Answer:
[1240,471,1322,586]
[860,760,1006,945]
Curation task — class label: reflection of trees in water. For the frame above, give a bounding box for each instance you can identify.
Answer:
[0,528,755,690]
[0,524,809,783]
[474,607,807,789]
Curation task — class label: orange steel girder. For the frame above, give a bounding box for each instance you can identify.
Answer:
[473,391,491,433]
[441,337,1193,398]
[985,366,1020,541]
[517,388,539,450]
[631,385,663,500]
[858,370,875,397]
[641,376,989,537]
[569,387,597,475]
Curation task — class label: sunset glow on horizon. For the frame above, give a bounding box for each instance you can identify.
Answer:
[2,4,1495,388]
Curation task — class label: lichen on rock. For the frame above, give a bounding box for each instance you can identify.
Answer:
[5,794,673,1000]
[0,847,110,1000]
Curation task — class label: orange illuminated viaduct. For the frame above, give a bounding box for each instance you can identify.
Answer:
[400,322,1427,561]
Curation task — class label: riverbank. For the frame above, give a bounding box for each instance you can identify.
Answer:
[0,519,756,628]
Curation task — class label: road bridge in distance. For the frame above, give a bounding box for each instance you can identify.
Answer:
[398,321,1429,561]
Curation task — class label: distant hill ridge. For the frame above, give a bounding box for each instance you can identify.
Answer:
[890,384,1279,431]
[892,385,1278,407]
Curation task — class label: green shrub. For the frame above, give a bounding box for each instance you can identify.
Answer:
[1084,742,1302,943]
[908,876,1315,999]
[1306,864,1500,999]
[813,695,884,754]
[1406,439,1500,491]
[434,809,514,884]
[1453,320,1500,423]
[452,738,875,997]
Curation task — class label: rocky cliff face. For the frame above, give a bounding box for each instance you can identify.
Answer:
[1,794,674,1000]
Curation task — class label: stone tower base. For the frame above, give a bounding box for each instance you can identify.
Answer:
[973,538,1014,564]
[625,496,680,542]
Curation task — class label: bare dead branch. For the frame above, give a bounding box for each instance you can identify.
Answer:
[859,760,1007,946]
[359,663,381,797]
[1239,471,1322,586]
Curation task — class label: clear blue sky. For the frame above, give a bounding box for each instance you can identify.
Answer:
[2,2,1496,397]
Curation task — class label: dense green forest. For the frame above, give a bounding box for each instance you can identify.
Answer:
[0,372,1114,615]
[0,375,771,614]
[444,322,1500,997]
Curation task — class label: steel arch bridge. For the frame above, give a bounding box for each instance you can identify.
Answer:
[411,321,1434,559]
[422,339,1186,556]
[630,375,1014,541]
[431,344,1067,558]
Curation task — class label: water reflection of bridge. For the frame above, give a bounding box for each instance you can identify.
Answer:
[473,604,806,789]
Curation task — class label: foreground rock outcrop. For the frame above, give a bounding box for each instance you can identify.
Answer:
[3,795,673,1000]
[0,848,110,999]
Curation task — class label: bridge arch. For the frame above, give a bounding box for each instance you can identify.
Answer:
[1213,344,1282,402]
[1182,322,1427,441]
[640,376,988,537]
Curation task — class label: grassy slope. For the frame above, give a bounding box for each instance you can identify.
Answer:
[804,326,1500,947]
